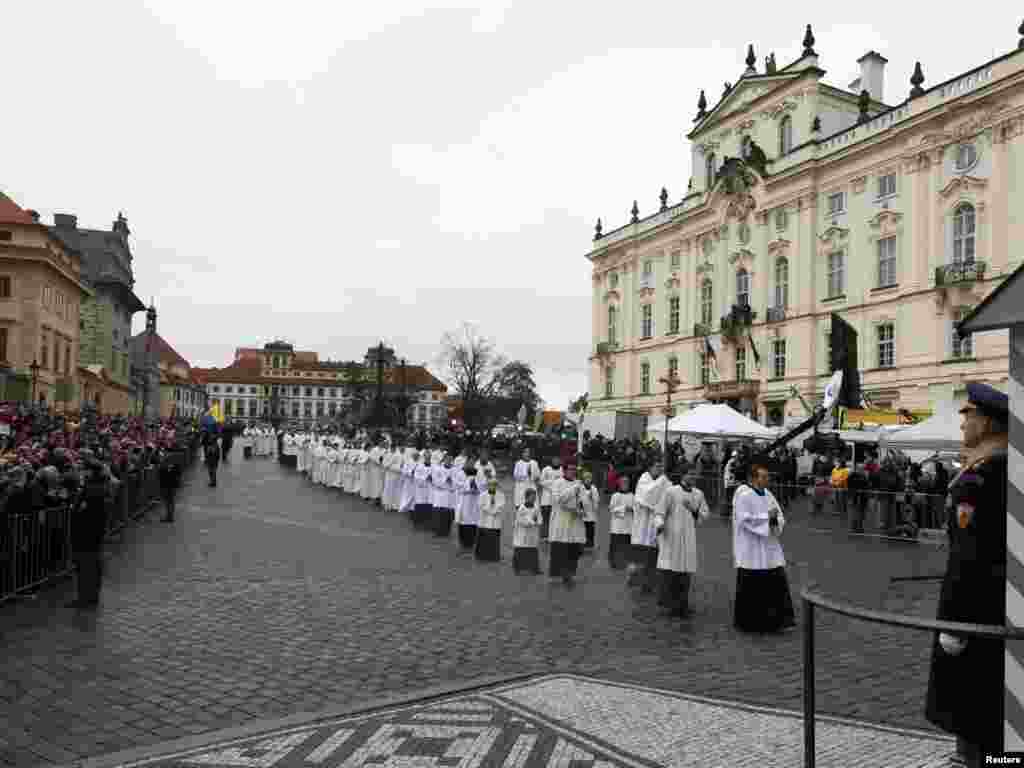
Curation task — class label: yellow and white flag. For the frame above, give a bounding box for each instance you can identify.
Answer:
[209,402,224,424]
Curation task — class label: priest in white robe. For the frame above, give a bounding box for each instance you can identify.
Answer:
[456,465,482,550]
[654,471,710,618]
[431,455,455,537]
[399,450,418,515]
[413,454,434,529]
[732,458,796,633]
[630,462,671,593]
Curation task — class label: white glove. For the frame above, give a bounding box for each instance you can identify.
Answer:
[939,632,967,655]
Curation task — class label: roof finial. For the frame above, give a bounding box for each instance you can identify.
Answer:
[695,89,708,121]
[594,218,603,240]
[802,24,816,57]
[858,89,870,123]
[659,187,669,211]
[1018,18,1023,49]
[630,200,640,224]
[909,61,925,99]
[745,44,756,74]
[765,52,777,74]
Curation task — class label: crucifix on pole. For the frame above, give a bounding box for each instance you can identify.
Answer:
[657,372,683,468]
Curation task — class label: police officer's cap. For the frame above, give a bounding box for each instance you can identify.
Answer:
[964,382,1009,423]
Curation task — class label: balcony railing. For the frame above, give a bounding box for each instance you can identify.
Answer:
[693,322,711,337]
[766,306,787,323]
[704,378,761,400]
[935,259,986,286]
[595,341,619,356]
[720,304,756,339]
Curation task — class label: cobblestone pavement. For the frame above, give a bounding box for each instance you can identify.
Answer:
[0,455,951,767]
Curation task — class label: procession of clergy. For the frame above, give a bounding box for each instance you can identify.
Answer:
[246,426,795,631]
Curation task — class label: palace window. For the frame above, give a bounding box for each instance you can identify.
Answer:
[0,328,7,362]
[316,401,325,416]
[699,351,709,386]
[952,309,973,359]
[705,152,716,189]
[670,251,680,269]
[212,385,220,393]
[608,306,618,346]
[249,400,257,415]
[292,402,300,417]
[877,173,896,199]
[878,323,895,368]
[640,362,651,394]
[292,386,300,396]
[329,387,336,398]
[640,260,654,289]
[304,402,313,416]
[827,251,845,298]
[774,258,789,308]
[668,297,680,334]
[641,304,653,339]
[700,280,713,325]
[225,386,233,394]
[668,356,679,381]
[0,277,11,299]
[877,236,897,287]
[827,191,845,216]
[955,143,977,172]
[605,367,614,398]
[778,116,793,155]
[329,402,337,416]
[953,203,976,265]
[772,339,786,379]
[775,208,787,230]
[225,400,233,416]
[609,271,619,289]
[825,332,833,373]
[304,386,312,397]
[317,387,325,397]
[736,269,750,308]
[736,347,747,381]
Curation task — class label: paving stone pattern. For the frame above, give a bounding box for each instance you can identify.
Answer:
[0,455,950,767]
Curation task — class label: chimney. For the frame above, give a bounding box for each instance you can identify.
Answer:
[54,213,78,231]
[856,51,887,103]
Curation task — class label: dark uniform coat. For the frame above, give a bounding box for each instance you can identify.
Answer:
[925,448,1007,751]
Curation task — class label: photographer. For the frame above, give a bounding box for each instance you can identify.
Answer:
[68,456,109,609]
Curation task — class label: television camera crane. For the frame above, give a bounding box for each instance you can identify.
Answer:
[761,371,845,456]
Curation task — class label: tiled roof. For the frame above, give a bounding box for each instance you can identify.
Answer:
[0,192,37,226]
[130,332,190,370]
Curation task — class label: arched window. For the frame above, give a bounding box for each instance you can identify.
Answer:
[736,269,750,307]
[705,152,717,190]
[953,203,976,265]
[774,258,789,308]
[700,280,713,325]
[778,115,793,155]
[607,306,617,346]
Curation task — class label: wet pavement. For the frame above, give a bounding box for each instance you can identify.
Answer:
[0,452,953,767]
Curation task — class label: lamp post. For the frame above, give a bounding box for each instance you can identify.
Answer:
[658,372,682,469]
[29,358,40,406]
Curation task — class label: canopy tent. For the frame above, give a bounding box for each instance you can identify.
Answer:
[880,400,961,453]
[646,403,776,441]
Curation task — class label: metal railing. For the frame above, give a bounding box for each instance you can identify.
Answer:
[801,585,1024,767]
[766,306,787,323]
[935,260,987,286]
[0,441,198,604]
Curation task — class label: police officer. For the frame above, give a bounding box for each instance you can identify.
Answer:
[925,382,1008,765]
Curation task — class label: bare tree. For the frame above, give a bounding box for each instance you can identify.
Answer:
[437,322,507,430]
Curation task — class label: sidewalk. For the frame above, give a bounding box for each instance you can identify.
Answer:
[49,673,956,768]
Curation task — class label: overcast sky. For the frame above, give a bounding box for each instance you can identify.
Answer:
[3,2,1019,411]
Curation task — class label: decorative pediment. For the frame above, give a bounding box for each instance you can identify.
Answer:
[603,289,621,302]
[761,99,797,121]
[690,75,802,139]
[868,209,904,230]
[766,237,792,255]
[818,225,849,248]
[939,175,988,199]
[952,102,1012,139]
[728,249,755,266]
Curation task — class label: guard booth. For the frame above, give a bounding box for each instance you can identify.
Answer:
[959,261,1024,751]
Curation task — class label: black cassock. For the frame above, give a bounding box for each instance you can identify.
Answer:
[925,450,1007,753]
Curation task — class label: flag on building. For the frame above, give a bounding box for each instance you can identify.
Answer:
[747,330,761,371]
[209,402,224,424]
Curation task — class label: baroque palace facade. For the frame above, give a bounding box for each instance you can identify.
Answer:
[197,341,448,428]
[586,22,1024,426]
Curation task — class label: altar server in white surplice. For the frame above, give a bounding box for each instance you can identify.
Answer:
[653,472,710,619]
[630,462,671,593]
[457,466,482,551]
[399,450,418,515]
[512,449,540,507]
[513,488,543,575]
[548,467,587,587]
[413,454,434,529]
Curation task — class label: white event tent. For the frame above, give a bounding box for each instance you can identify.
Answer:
[647,403,777,441]
[880,400,962,454]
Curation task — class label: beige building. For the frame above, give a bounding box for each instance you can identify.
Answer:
[0,193,90,409]
[586,24,1024,425]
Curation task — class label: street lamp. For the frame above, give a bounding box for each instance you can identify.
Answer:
[658,372,683,469]
[29,359,40,406]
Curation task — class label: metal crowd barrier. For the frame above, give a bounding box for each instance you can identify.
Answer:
[801,585,1024,767]
[0,435,200,604]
